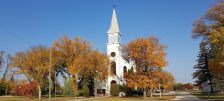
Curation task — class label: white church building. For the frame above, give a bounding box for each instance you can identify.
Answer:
[105,8,135,94]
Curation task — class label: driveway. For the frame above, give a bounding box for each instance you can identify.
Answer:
[172,91,206,101]
[69,91,206,101]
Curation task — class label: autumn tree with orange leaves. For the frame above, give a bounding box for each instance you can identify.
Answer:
[53,35,110,96]
[72,50,110,96]
[10,46,50,100]
[52,35,92,96]
[192,1,224,91]
[11,35,110,98]
[123,36,174,97]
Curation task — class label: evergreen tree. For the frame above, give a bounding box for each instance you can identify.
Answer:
[82,82,90,97]
[0,51,3,69]
[193,43,213,92]
[63,78,74,96]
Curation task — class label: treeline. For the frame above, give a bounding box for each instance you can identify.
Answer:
[192,1,224,92]
[0,35,110,99]
[0,35,175,99]
[173,83,195,91]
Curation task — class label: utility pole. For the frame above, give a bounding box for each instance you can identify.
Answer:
[55,71,56,98]
[159,84,161,98]
[49,49,52,101]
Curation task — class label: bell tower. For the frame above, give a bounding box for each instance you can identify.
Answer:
[106,7,123,94]
[105,6,135,95]
[107,7,122,65]
[107,7,121,44]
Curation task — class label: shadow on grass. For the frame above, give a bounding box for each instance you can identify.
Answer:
[85,95,175,101]
[191,92,224,100]
[0,95,81,101]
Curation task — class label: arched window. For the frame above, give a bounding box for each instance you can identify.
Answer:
[111,61,116,75]
[123,66,127,78]
[111,80,117,85]
[110,52,116,57]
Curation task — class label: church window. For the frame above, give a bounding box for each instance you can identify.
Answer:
[115,36,118,42]
[123,66,127,78]
[111,52,116,57]
[111,80,117,85]
[111,61,116,75]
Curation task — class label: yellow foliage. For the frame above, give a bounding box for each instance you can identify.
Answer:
[73,50,110,81]
[123,36,167,74]
[52,35,91,75]
[124,36,174,92]
[208,27,224,44]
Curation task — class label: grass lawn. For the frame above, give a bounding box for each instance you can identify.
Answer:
[0,95,81,101]
[191,92,224,101]
[85,95,176,101]
[0,95,175,101]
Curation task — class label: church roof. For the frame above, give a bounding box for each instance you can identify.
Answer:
[107,8,120,34]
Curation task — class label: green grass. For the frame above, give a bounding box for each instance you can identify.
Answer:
[191,92,224,101]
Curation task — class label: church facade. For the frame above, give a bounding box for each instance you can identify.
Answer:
[105,8,135,94]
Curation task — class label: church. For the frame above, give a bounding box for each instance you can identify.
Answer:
[104,8,135,94]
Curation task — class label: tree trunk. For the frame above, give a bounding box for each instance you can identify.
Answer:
[159,84,161,98]
[51,74,55,97]
[143,88,146,98]
[5,88,7,95]
[25,74,32,82]
[209,79,214,93]
[38,84,42,100]
[72,75,78,97]
[210,85,213,93]
[150,90,153,97]
[94,79,97,97]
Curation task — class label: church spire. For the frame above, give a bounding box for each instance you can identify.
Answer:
[107,7,120,34]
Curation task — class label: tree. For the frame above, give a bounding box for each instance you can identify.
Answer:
[0,51,3,69]
[52,35,92,96]
[10,46,50,100]
[82,82,90,97]
[1,54,10,85]
[9,75,16,95]
[183,83,194,90]
[193,43,213,92]
[72,50,110,96]
[159,71,175,91]
[63,77,75,96]
[192,0,224,91]
[173,83,184,91]
[110,84,121,96]
[15,82,37,97]
[0,52,18,96]
[123,36,168,97]
[192,1,224,39]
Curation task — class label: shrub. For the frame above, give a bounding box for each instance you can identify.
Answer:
[82,83,89,97]
[110,84,121,96]
[123,86,143,96]
[63,78,73,96]
[15,82,37,97]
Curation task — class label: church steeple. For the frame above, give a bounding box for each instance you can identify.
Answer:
[107,8,120,34]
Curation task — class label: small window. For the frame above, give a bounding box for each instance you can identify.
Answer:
[111,62,116,75]
[123,66,127,78]
[123,66,127,73]
[111,52,116,57]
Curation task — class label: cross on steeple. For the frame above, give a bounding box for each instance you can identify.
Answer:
[113,4,116,9]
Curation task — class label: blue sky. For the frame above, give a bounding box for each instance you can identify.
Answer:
[0,0,214,83]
